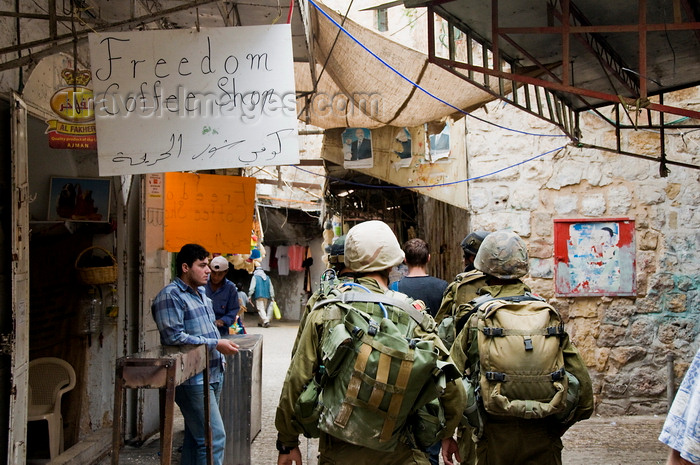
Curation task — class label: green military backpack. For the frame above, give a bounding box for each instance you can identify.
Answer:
[436,270,486,350]
[297,283,456,452]
[465,293,573,421]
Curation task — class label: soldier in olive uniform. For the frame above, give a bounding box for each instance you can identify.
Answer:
[434,231,490,325]
[292,235,353,356]
[275,220,466,465]
[442,230,594,465]
[433,231,490,465]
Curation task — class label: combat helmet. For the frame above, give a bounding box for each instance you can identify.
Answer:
[460,230,490,257]
[474,229,529,279]
[344,221,404,273]
[327,235,346,266]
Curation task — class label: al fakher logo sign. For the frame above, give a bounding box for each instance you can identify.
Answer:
[45,68,97,150]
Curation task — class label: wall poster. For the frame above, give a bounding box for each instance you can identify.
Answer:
[164,172,256,254]
[554,218,636,297]
[48,176,111,222]
[342,127,373,169]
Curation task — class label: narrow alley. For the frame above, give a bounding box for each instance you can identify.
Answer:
[106,321,670,465]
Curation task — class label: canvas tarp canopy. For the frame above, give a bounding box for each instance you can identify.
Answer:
[295,4,511,129]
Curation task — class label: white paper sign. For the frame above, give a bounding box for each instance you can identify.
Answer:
[89,25,299,175]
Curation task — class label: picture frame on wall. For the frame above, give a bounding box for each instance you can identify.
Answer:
[553,218,636,297]
[342,127,374,169]
[48,176,112,222]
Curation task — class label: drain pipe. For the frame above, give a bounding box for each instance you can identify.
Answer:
[666,353,676,411]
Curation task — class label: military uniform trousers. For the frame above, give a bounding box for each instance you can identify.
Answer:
[475,417,563,465]
[318,432,431,465]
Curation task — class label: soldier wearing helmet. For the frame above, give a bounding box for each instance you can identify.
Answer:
[275,220,466,465]
[326,234,347,272]
[433,231,491,465]
[460,230,490,272]
[291,234,353,355]
[441,229,594,465]
[435,231,491,325]
[472,229,529,280]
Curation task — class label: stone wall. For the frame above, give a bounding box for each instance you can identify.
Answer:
[464,92,700,415]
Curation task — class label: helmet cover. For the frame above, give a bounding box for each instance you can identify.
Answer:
[344,221,404,273]
[474,229,529,279]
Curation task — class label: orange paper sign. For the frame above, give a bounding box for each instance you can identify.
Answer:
[164,172,256,254]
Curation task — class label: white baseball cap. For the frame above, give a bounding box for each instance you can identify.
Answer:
[210,256,229,271]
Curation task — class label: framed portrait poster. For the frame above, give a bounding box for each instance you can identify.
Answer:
[48,176,112,222]
[342,127,373,169]
[554,218,636,296]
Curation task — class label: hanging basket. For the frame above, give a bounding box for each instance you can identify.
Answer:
[75,246,118,285]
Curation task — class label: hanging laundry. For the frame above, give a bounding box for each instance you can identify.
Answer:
[260,245,272,271]
[288,244,305,272]
[276,245,290,276]
[302,246,313,293]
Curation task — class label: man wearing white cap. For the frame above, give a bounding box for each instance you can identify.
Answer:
[205,256,241,337]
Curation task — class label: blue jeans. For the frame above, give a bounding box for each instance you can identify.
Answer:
[427,441,441,465]
[175,381,225,465]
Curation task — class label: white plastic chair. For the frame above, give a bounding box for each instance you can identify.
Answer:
[27,357,76,459]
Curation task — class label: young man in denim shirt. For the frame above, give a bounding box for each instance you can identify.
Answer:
[152,243,239,465]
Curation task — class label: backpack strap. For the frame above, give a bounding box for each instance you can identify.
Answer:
[314,291,433,331]
[474,293,563,340]
[480,325,566,338]
[443,271,486,318]
[455,270,486,285]
[484,367,566,383]
[333,318,415,443]
[470,291,546,311]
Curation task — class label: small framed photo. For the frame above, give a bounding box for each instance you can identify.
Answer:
[48,176,112,222]
[554,218,636,297]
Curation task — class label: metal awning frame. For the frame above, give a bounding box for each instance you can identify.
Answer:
[0,0,318,90]
[424,0,700,172]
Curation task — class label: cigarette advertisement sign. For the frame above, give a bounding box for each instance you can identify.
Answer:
[46,68,97,150]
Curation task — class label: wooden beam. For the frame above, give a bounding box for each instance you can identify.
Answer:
[433,56,700,121]
[255,178,322,190]
[497,22,700,34]
[0,0,222,70]
[639,0,648,98]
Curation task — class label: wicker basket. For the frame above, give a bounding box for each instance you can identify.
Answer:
[75,246,118,285]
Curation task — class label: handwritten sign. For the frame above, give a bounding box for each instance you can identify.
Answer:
[164,172,256,254]
[88,26,299,176]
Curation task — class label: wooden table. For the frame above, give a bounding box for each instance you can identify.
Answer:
[112,344,212,465]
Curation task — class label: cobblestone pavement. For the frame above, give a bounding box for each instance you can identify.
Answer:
[110,321,669,465]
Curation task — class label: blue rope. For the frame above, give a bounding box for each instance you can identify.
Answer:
[307,0,568,138]
[295,145,567,190]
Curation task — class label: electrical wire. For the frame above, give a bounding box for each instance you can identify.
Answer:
[286,0,294,24]
[390,9,426,37]
[307,0,567,138]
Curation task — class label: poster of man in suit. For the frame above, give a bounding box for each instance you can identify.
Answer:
[343,127,373,168]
